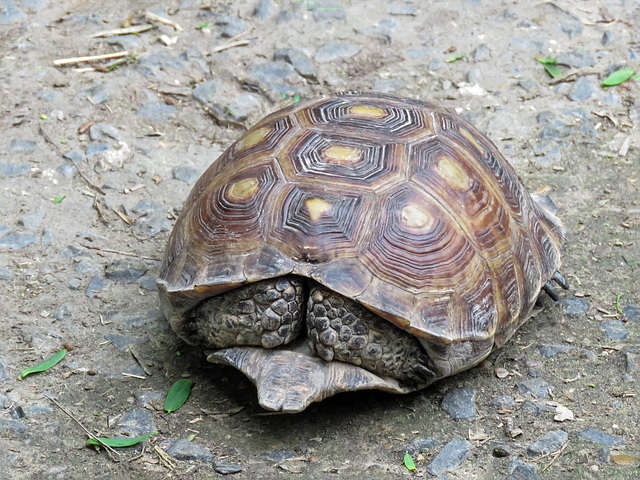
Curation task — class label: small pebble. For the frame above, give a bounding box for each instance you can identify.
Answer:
[578,427,624,447]
[441,387,477,420]
[167,439,214,462]
[509,460,539,480]
[105,258,148,282]
[0,231,38,250]
[85,275,105,298]
[9,138,38,152]
[516,378,552,399]
[192,81,220,105]
[213,460,243,475]
[0,419,28,438]
[137,103,178,124]
[404,437,438,456]
[119,408,155,435]
[556,49,595,68]
[527,430,568,458]
[314,42,361,63]
[0,162,30,177]
[427,437,471,476]
[537,344,576,357]
[600,320,629,341]
[104,334,149,351]
[558,297,589,317]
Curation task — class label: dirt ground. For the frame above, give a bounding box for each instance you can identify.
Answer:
[1,0,639,478]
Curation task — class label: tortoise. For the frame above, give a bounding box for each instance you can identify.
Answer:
[157,92,567,413]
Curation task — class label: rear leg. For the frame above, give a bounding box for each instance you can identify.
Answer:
[182,277,305,349]
[306,284,435,385]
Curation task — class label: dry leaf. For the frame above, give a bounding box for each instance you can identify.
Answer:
[611,453,640,465]
[553,404,574,422]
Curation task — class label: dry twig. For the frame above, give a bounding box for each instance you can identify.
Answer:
[90,24,154,38]
[44,394,121,460]
[53,51,129,66]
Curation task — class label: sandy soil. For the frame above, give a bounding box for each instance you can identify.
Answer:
[0,0,639,478]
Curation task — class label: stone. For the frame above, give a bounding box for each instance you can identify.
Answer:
[373,19,395,42]
[167,439,214,462]
[490,395,515,409]
[509,460,539,480]
[404,437,438,455]
[259,449,296,461]
[57,163,77,178]
[254,0,276,19]
[138,275,158,291]
[441,387,477,420]
[74,258,99,275]
[0,162,30,177]
[27,404,53,415]
[537,344,576,357]
[558,297,589,317]
[314,42,361,63]
[427,438,471,476]
[0,360,9,382]
[85,142,109,157]
[578,428,624,447]
[527,430,568,458]
[172,166,200,183]
[492,444,512,457]
[207,94,263,125]
[516,379,552,399]
[136,103,178,124]
[472,43,490,62]
[213,14,246,38]
[559,22,583,39]
[63,150,85,163]
[0,231,38,250]
[600,319,629,341]
[249,61,297,95]
[556,50,595,68]
[601,31,614,46]
[104,333,149,350]
[310,0,345,21]
[10,406,26,419]
[388,3,416,16]
[85,275,105,298]
[213,460,243,474]
[428,59,445,71]
[569,77,595,101]
[192,81,220,105]
[9,138,38,152]
[0,267,14,281]
[275,48,318,82]
[0,419,28,437]
[135,390,164,405]
[119,408,155,435]
[105,258,148,282]
[622,304,640,322]
[89,122,122,141]
[521,400,554,416]
[68,278,81,290]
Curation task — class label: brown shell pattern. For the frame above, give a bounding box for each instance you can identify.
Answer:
[158,92,565,373]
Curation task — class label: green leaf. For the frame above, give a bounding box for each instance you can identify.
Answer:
[40,114,48,120]
[536,57,558,64]
[602,68,636,87]
[164,379,194,413]
[53,195,65,204]
[404,452,417,472]
[292,94,301,103]
[186,433,197,441]
[87,431,157,448]
[20,349,67,379]
[199,22,210,29]
[445,53,466,63]
[544,64,562,78]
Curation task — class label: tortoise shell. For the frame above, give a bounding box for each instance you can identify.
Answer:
[158,92,565,401]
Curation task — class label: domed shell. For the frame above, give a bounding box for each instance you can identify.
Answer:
[157,92,565,377]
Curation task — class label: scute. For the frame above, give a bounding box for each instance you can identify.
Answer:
[158,91,565,384]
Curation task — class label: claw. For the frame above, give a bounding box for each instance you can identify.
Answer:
[552,271,569,290]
